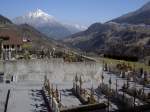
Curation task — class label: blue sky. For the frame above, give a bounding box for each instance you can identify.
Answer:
[0,0,149,26]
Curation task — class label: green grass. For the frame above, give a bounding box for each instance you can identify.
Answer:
[98,57,150,73]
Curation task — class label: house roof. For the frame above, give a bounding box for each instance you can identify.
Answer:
[0,29,23,45]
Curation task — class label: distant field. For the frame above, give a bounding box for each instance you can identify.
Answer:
[97,57,150,73]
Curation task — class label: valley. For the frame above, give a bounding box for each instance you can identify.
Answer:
[0,1,150,112]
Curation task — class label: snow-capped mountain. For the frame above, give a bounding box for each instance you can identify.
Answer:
[13,9,86,39]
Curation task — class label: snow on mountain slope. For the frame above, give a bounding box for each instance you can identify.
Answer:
[13,9,57,27]
[13,9,87,39]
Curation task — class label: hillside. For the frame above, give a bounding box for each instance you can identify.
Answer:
[63,2,150,59]
[111,1,150,25]
[0,15,66,51]
[63,22,150,58]
[0,15,12,24]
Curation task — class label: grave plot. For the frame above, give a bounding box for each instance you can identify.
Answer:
[3,59,150,111]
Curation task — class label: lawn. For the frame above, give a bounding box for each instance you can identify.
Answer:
[98,57,150,73]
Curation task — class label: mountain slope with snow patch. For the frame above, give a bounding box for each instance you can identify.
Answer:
[13,9,87,39]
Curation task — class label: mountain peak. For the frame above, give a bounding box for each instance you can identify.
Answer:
[13,9,86,39]
[36,9,44,13]
[27,9,55,20]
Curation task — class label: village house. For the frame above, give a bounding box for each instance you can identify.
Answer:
[0,29,29,60]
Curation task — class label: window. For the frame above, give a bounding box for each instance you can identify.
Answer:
[17,45,20,49]
[3,45,6,49]
[12,45,14,49]
[6,45,9,49]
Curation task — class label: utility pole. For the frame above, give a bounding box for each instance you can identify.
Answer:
[108,77,112,112]
[133,81,137,111]
[101,71,104,84]
[122,82,126,103]
[143,73,147,99]
[116,79,118,93]
[109,77,112,90]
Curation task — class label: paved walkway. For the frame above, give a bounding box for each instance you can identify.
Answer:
[7,82,48,112]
